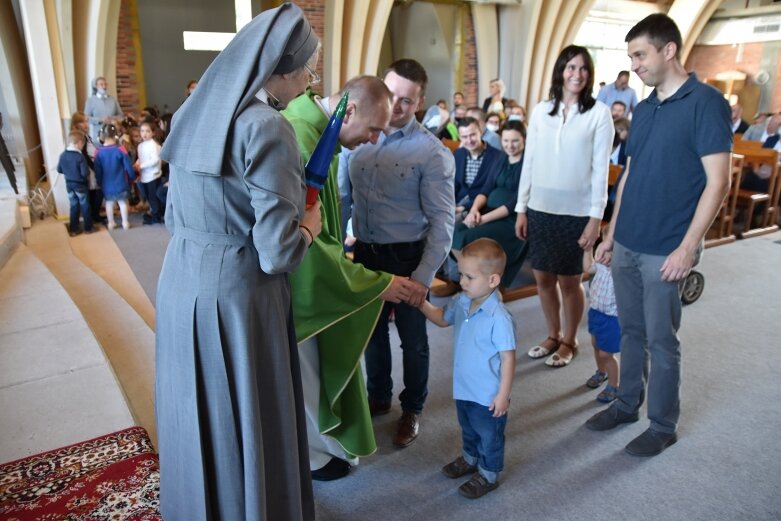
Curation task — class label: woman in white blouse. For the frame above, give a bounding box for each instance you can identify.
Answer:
[514,45,613,368]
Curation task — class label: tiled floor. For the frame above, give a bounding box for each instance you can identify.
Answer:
[21,219,158,446]
[0,243,135,462]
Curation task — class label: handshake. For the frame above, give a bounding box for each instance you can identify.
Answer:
[381,276,429,308]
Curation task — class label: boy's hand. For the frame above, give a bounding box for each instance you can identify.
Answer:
[488,393,510,417]
[595,238,614,265]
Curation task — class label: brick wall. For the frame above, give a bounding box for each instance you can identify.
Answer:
[293,0,325,95]
[462,9,478,107]
[116,0,140,114]
[686,42,781,112]
[113,1,481,110]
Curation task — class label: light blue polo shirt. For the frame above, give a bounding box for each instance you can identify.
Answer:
[443,290,516,406]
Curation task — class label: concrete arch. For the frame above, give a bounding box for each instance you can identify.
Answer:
[323,0,394,93]
[72,0,120,110]
[668,0,723,64]
[470,0,596,111]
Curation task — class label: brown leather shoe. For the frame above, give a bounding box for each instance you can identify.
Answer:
[392,411,420,447]
[368,399,391,417]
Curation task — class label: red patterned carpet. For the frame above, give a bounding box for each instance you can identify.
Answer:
[0,426,161,520]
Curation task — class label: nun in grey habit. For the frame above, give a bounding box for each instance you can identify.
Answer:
[155,4,321,520]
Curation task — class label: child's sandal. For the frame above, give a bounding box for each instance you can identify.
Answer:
[596,384,618,403]
[586,370,608,389]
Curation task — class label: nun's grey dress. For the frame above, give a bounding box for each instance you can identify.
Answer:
[154,4,317,520]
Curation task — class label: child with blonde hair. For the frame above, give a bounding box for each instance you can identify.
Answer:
[584,235,621,402]
[57,131,92,236]
[419,238,516,499]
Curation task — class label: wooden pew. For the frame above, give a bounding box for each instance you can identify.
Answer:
[732,144,780,238]
[608,164,622,187]
[705,154,743,247]
[441,138,460,153]
[734,136,761,150]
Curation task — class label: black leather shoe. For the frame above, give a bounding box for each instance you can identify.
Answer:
[392,411,420,447]
[458,473,499,499]
[441,456,477,479]
[368,399,391,417]
[311,457,351,481]
[625,428,678,457]
[585,405,639,431]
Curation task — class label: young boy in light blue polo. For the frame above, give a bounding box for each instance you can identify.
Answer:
[419,238,516,499]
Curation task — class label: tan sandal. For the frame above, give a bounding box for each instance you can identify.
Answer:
[545,341,578,367]
[527,336,561,359]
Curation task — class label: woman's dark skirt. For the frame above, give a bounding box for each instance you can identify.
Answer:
[526,208,588,275]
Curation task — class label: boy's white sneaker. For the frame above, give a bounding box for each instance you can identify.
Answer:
[107,221,116,230]
[122,221,131,230]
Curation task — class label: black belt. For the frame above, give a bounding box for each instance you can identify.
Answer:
[355,240,424,256]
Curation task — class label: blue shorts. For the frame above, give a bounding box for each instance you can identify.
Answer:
[588,308,621,353]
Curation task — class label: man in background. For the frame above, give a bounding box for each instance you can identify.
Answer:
[598,71,639,115]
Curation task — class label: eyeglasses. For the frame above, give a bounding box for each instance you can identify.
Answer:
[304,63,321,86]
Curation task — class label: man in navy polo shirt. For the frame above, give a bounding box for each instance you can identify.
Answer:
[585,13,732,456]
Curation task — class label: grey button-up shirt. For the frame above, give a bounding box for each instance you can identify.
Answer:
[347,117,455,287]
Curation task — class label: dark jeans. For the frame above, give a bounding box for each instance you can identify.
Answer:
[353,240,429,414]
[456,400,506,475]
[67,189,92,232]
[138,178,163,221]
[156,180,168,217]
[89,188,103,222]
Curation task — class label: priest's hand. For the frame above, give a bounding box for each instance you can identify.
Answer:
[405,279,429,308]
[380,276,414,303]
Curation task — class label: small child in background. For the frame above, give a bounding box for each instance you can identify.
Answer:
[70,111,103,225]
[419,238,516,499]
[125,124,145,212]
[584,239,621,402]
[94,123,135,230]
[135,121,164,224]
[57,131,92,236]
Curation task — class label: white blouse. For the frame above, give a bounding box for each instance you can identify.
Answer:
[137,139,162,183]
[515,99,614,219]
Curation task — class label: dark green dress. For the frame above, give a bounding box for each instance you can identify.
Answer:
[451,156,527,286]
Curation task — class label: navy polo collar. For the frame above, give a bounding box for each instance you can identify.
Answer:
[647,72,698,106]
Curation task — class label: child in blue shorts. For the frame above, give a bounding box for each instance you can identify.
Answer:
[419,238,516,499]
[584,248,621,402]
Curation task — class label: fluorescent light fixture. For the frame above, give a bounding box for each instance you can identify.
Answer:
[183,31,235,51]
[182,0,252,52]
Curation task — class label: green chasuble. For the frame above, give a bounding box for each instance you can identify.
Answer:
[283,91,392,457]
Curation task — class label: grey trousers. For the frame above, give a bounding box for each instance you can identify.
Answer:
[611,241,689,434]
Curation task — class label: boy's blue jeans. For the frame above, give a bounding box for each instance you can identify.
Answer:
[456,399,506,483]
[67,189,92,232]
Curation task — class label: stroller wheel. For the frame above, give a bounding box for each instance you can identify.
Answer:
[681,270,704,305]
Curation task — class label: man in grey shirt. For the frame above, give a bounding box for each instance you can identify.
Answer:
[347,59,455,448]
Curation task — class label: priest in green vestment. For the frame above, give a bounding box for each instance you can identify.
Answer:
[284,76,415,480]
